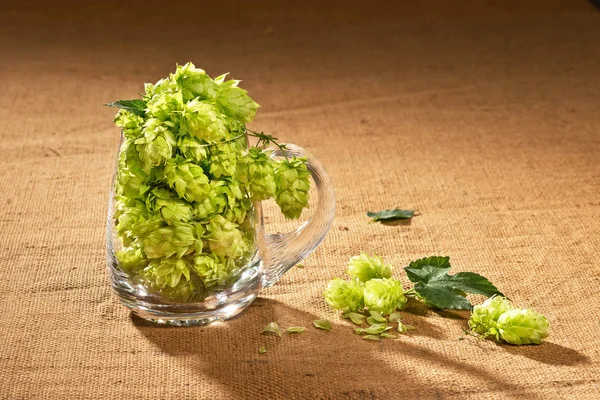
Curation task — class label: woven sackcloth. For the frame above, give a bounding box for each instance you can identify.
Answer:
[1,0,599,398]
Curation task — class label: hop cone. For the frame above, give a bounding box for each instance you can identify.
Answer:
[216,80,259,123]
[323,278,364,312]
[347,252,392,282]
[193,253,232,289]
[135,118,176,172]
[364,278,406,315]
[495,309,549,345]
[146,188,194,225]
[237,148,276,201]
[142,222,196,259]
[164,157,211,202]
[146,90,183,122]
[205,215,248,259]
[142,257,192,289]
[114,110,143,141]
[469,296,514,335]
[115,244,148,273]
[178,136,208,164]
[180,99,227,142]
[208,141,241,178]
[274,157,310,219]
[172,62,218,101]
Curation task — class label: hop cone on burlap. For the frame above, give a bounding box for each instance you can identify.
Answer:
[468,296,514,335]
[323,278,364,312]
[494,309,549,345]
[364,278,406,315]
[347,252,392,282]
[274,157,310,219]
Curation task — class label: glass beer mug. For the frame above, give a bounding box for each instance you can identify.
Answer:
[106,139,335,325]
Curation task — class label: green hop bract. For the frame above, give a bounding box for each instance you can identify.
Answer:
[347,252,392,282]
[109,62,311,302]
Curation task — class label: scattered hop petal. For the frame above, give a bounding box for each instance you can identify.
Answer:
[237,148,276,200]
[205,215,249,259]
[216,80,259,123]
[180,99,228,143]
[364,278,407,315]
[114,110,144,141]
[323,278,364,312]
[495,308,549,345]
[274,157,310,219]
[142,222,196,259]
[469,296,515,335]
[347,252,392,282]
[193,253,232,289]
[172,62,218,101]
[262,322,282,337]
[313,319,332,331]
[164,157,211,202]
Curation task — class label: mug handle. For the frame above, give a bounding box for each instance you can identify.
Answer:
[257,144,336,287]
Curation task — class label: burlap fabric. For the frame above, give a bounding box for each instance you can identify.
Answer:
[1,0,599,398]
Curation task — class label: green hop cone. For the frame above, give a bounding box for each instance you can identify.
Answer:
[205,215,248,259]
[208,141,242,178]
[144,77,177,99]
[114,110,144,141]
[172,62,218,101]
[146,188,194,225]
[116,145,147,200]
[178,136,208,164]
[180,99,227,143]
[364,278,407,315]
[237,148,276,201]
[347,252,392,282]
[146,90,183,122]
[135,118,176,172]
[115,200,149,245]
[193,253,233,289]
[216,80,259,123]
[142,256,192,288]
[142,222,196,259]
[164,156,211,202]
[494,308,549,345]
[468,296,514,335]
[323,278,364,312]
[115,244,148,273]
[274,157,310,219]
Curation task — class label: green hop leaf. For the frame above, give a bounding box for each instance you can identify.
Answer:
[105,99,147,117]
[367,208,415,223]
[494,308,549,345]
[364,278,407,315]
[262,322,282,337]
[343,312,366,325]
[286,327,305,334]
[323,278,364,312]
[469,296,514,335]
[347,252,392,282]
[313,319,332,331]
[404,256,503,310]
[274,157,310,219]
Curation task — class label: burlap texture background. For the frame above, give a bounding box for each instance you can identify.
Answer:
[1,0,599,398]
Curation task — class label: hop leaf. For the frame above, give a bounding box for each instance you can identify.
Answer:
[347,252,392,282]
[468,296,514,335]
[205,215,248,259]
[494,308,549,345]
[323,278,364,312]
[164,157,211,202]
[274,157,310,219]
[363,278,407,315]
[180,99,228,142]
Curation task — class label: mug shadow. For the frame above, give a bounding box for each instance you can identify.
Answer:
[499,341,590,366]
[131,297,543,399]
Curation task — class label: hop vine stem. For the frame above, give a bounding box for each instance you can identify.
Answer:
[245,129,290,161]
